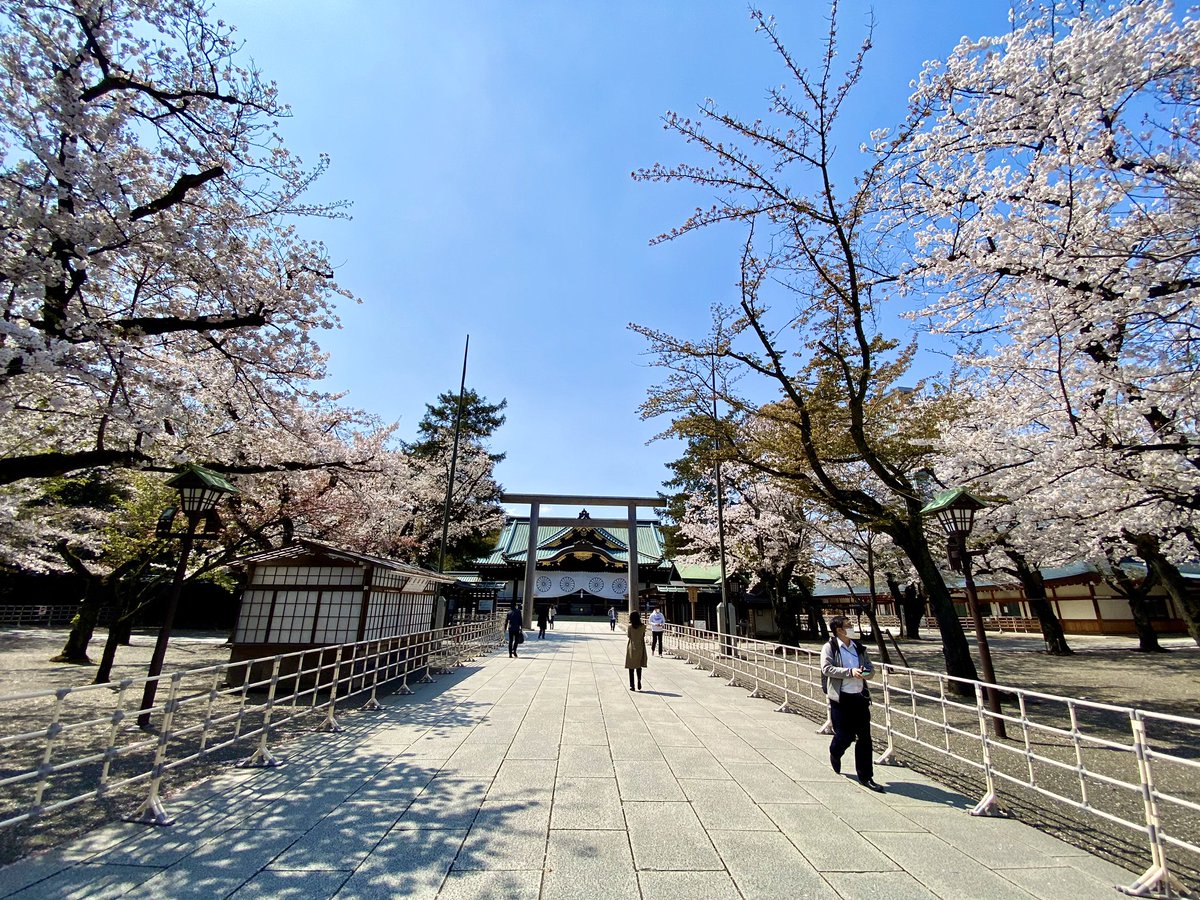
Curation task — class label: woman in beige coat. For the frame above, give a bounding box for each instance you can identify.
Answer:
[625,611,648,691]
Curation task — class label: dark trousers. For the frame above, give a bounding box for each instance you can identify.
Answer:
[610,619,616,630]
[651,631,663,655]
[538,625,546,638]
[829,691,874,781]
[508,631,520,656]
[628,667,642,689]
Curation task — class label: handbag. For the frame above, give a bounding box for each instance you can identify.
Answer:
[516,630,525,645]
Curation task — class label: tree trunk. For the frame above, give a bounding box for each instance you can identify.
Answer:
[884,572,906,637]
[888,521,978,691]
[1128,594,1165,652]
[52,593,101,664]
[1128,533,1200,648]
[901,585,924,640]
[1003,549,1072,655]
[94,613,130,684]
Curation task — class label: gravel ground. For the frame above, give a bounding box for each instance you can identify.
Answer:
[0,624,1197,889]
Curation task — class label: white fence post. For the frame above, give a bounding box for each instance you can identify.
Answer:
[876,666,898,766]
[970,681,1003,817]
[238,656,284,768]
[1117,711,1185,897]
[318,644,345,734]
[125,673,182,826]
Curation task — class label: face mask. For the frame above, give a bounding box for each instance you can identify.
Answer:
[844,627,859,640]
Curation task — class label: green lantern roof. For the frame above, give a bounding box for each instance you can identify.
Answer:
[166,463,238,495]
[920,487,986,517]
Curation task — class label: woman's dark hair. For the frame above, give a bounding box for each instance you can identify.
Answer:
[629,611,642,628]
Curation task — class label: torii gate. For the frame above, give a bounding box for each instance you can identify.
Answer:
[500,492,664,629]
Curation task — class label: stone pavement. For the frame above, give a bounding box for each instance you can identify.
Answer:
[0,621,1137,899]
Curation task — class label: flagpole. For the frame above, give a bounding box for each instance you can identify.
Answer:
[438,335,469,575]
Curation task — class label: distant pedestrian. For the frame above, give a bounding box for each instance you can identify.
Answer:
[821,614,884,792]
[608,606,617,631]
[549,604,556,630]
[648,607,666,656]
[625,611,647,691]
[506,605,524,658]
[537,606,548,639]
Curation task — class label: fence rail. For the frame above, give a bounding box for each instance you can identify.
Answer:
[0,605,113,629]
[664,624,1198,898]
[0,615,505,832]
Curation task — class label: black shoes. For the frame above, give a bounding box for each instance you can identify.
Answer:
[861,778,885,793]
[830,755,841,775]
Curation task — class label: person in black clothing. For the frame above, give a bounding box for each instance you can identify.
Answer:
[820,614,885,792]
[506,605,524,658]
[537,606,548,639]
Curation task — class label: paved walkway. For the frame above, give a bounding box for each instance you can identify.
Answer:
[0,622,1136,899]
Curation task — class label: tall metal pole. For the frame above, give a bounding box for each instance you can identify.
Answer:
[961,542,1006,738]
[138,514,198,729]
[712,356,732,655]
[437,335,470,575]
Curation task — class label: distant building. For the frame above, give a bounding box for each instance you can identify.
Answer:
[473,516,673,615]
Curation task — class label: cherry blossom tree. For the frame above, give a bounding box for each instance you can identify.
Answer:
[674,461,819,646]
[0,0,352,488]
[887,0,1200,643]
[633,6,980,685]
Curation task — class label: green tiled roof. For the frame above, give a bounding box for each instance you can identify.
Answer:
[475,519,669,569]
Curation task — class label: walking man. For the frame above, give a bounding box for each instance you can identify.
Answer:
[648,606,666,656]
[820,614,885,792]
[506,604,524,658]
[608,606,617,631]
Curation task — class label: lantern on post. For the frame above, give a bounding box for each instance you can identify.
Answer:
[137,464,237,729]
[921,488,1006,739]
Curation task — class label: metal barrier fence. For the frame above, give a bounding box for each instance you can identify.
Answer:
[664,624,1198,898]
[0,605,113,629]
[0,615,505,831]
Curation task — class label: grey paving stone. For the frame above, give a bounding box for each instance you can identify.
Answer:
[556,743,613,777]
[663,745,726,779]
[679,778,776,830]
[229,868,350,899]
[454,799,550,870]
[394,778,489,829]
[821,870,941,900]
[487,761,555,800]
[863,830,987,877]
[900,807,1072,868]
[763,805,900,873]
[5,863,162,900]
[542,830,638,899]
[561,719,607,745]
[121,827,302,898]
[999,864,1133,899]
[266,815,391,870]
[613,758,685,801]
[722,762,816,803]
[438,869,543,898]
[799,779,930,832]
[710,829,840,899]
[624,801,722,871]
[608,735,663,761]
[335,827,467,899]
[638,869,742,899]
[438,742,505,778]
[550,776,625,830]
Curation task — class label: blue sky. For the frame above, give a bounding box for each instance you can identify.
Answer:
[211,1,1014,515]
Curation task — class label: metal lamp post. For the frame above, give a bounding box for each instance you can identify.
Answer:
[921,488,1006,739]
[137,464,237,729]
